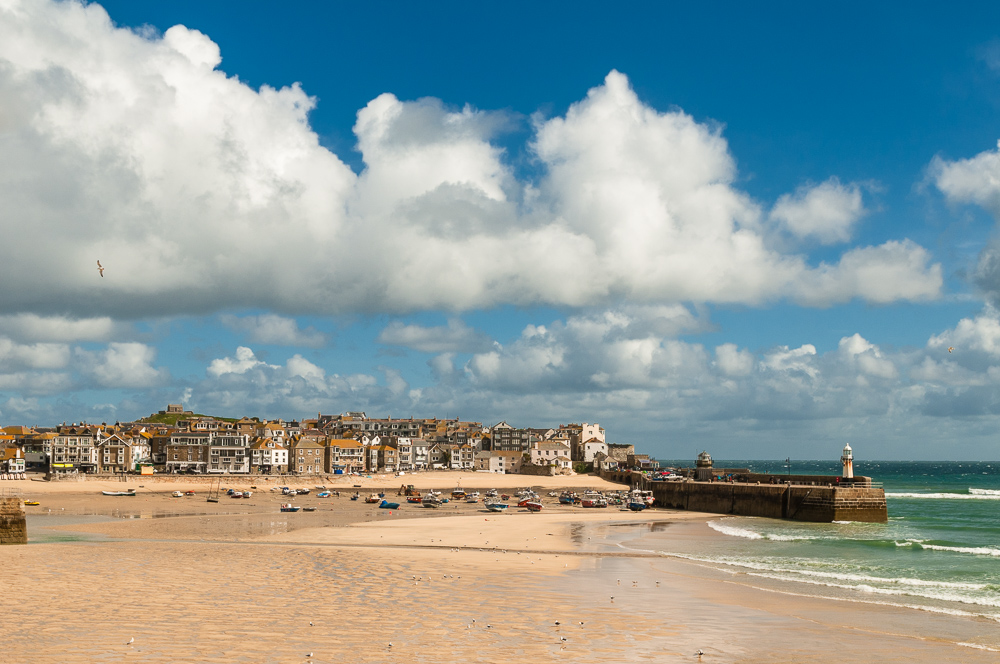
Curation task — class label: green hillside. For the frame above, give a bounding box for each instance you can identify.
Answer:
[138,412,238,426]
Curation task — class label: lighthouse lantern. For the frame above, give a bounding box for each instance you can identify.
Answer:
[840,443,854,479]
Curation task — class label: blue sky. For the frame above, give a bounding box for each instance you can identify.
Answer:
[4,1,1000,460]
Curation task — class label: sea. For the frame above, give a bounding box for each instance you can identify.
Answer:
[623,460,1000,628]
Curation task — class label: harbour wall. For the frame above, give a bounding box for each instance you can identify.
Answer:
[600,470,887,523]
[0,496,27,544]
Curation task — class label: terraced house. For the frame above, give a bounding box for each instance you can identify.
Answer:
[290,437,325,474]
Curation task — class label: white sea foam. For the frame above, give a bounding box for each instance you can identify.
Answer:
[969,488,1000,496]
[886,491,1000,500]
[732,581,1000,622]
[920,543,1000,557]
[707,519,826,541]
[707,520,763,539]
[957,642,1000,652]
[745,573,1000,608]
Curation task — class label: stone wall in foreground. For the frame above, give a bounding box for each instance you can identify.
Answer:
[0,497,27,544]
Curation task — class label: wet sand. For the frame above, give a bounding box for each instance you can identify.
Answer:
[2,477,997,662]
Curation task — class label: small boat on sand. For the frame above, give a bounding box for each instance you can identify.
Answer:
[378,500,400,509]
[102,489,136,497]
[421,493,442,508]
[558,491,577,505]
[184,490,196,496]
[302,506,317,512]
[280,503,301,512]
[23,500,39,506]
[524,501,542,512]
[465,491,480,503]
[171,491,183,497]
[407,496,422,503]
[364,493,380,504]
[485,502,508,512]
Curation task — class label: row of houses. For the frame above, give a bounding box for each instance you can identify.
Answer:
[0,408,649,476]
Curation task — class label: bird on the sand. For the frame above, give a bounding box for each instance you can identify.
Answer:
[948,347,955,353]
[125,637,133,645]
[695,649,705,657]
[97,260,104,277]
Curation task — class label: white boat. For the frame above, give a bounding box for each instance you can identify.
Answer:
[485,502,508,512]
[101,489,136,497]
[280,503,301,512]
[171,491,183,498]
[421,493,442,508]
[630,488,655,507]
[465,491,480,503]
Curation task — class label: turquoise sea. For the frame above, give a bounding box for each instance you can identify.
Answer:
[630,461,1000,626]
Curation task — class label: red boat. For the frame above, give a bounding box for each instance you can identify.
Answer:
[524,501,542,512]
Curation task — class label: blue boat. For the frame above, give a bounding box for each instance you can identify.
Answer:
[628,501,646,511]
[486,502,508,512]
[378,500,400,509]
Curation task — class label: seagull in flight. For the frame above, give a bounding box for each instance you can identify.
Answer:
[97,260,104,277]
[948,347,954,353]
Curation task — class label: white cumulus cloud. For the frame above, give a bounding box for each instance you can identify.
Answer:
[377,319,495,354]
[220,314,326,348]
[0,3,941,319]
[770,178,866,244]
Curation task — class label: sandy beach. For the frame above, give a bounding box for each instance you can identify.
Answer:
[1,474,997,663]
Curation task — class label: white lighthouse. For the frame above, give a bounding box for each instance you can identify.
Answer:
[841,443,854,479]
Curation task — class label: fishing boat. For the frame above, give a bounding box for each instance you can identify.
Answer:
[558,491,577,505]
[317,491,331,498]
[524,501,543,512]
[465,491,480,503]
[184,490,195,496]
[378,499,400,509]
[421,493,442,508]
[243,491,253,498]
[280,503,301,512]
[350,492,360,501]
[406,496,422,504]
[580,490,608,508]
[364,493,380,504]
[451,487,466,499]
[298,488,311,495]
[101,489,136,497]
[23,500,39,506]
[302,506,317,512]
[627,500,646,511]
[171,491,183,498]
[485,502,508,512]
[230,491,244,499]
[630,488,655,508]
[485,488,499,499]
